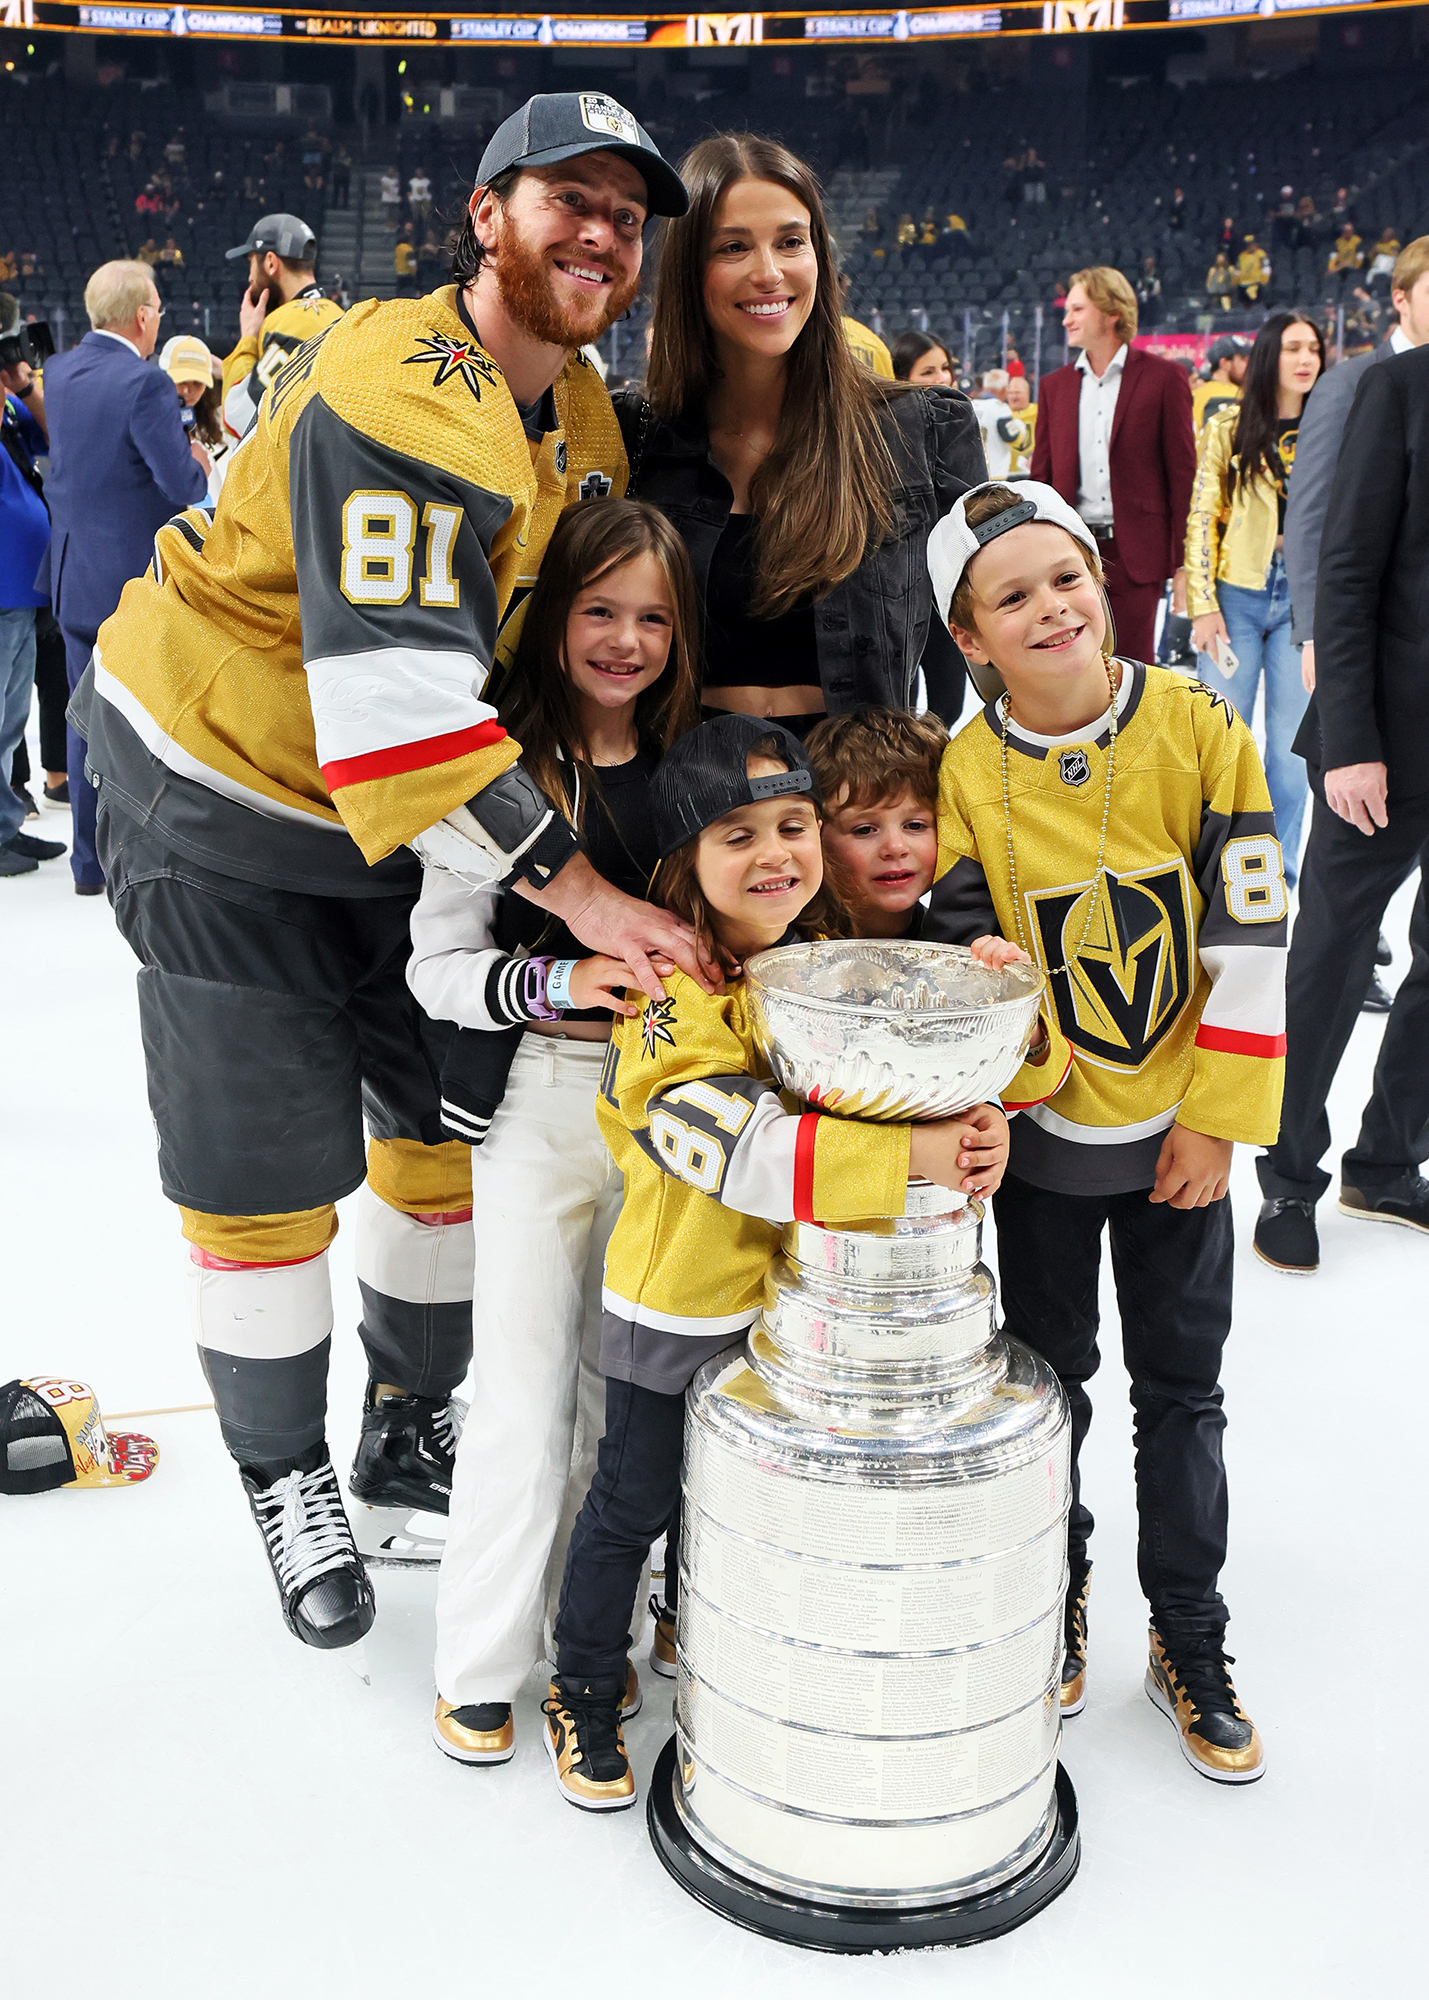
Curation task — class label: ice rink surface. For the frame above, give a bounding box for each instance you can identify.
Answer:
[3,823,1423,2000]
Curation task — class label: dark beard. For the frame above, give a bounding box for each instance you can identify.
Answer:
[249,279,282,315]
[493,212,638,348]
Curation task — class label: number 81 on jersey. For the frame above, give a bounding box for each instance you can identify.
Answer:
[341,490,463,609]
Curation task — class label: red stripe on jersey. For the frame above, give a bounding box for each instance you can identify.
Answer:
[189,1246,325,1272]
[1195,1024,1287,1059]
[793,1114,820,1224]
[1003,1046,1074,1111]
[322,720,507,793]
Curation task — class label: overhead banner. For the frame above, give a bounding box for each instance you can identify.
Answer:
[17,0,1421,43]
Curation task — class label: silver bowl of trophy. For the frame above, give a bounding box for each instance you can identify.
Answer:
[745,940,1044,1123]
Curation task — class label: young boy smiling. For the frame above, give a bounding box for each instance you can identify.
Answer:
[922,481,1286,1785]
[806,708,948,938]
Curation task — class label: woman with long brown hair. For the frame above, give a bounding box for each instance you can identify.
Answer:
[619,133,984,729]
[408,498,700,1771]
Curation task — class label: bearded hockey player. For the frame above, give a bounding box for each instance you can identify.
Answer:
[221,212,345,444]
[72,95,695,1654]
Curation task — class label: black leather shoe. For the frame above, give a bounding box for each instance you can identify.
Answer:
[1375,931,1393,968]
[1362,971,1393,1014]
[1339,1174,1429,1236]
[350,1383,466,1514]
[75,881,105,897]
[1253,1197,1318,1272]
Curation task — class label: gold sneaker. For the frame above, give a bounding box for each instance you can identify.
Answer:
[649,1595,677,1680]
[543,1676,636,1812]
[1146,1630,1264,1785]
[1061,1564,1091,1717]
[432,1696,514,1765]
[622,1657,643,1719]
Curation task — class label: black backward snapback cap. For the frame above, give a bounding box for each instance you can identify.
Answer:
[476,92,688,218]
[226,212,317,262]
[650,715,819,858]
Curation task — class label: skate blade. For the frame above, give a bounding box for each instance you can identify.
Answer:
[350,1501,447,1569]
[346,1638,372,1686]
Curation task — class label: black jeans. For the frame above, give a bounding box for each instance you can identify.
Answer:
[1259,790,1429,1204]
[993,1172,1234,1642]
[555,1376,685,1684]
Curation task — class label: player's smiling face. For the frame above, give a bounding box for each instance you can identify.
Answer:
[703,178,818,365]
[821,787,937,933]
[696,756,823,954]
[564,552,674,721]
[484,151,646,346]
[951,523,1108,710]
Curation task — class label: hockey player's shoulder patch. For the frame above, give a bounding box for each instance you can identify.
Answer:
[1184,677,1236,728]
[639,993,677,1060]
[403,330,500,403]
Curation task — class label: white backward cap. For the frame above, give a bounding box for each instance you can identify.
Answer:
[926,479,1099,631]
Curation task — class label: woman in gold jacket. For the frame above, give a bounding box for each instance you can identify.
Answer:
[1184,309,1323,886]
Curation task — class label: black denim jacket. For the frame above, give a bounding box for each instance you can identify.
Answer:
[613,384,986,714]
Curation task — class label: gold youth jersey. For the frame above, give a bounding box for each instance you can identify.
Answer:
[926,663,1286,1195]
[596,967,910,1394]
[82,287,626,896]
[221,284,345,443]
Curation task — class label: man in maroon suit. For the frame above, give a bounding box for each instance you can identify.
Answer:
[1031,266,1196,662]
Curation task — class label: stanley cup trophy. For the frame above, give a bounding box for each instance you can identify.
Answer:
[647,941,1080,1952]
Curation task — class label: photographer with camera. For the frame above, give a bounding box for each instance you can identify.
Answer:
[0,299,65,878]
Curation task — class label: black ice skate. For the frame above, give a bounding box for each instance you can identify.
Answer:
[349,1383,466,1515]
[242,1457,377,1651]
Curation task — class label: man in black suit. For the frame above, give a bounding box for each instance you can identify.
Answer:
[1255,341,1429,1271]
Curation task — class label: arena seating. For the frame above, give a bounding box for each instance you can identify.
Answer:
[2,53,1426,367]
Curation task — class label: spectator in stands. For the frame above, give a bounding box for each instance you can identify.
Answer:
[158,236,184,272]
[417,234,443,287]
[409,170,433,227]
[1255,342,1429,1270]
[136,238,159,267]
[1328,222,1363,295]
[1206,252,1234,314]
[890,330,953,387]
[943,210,971,257]
[1218,216,1236,256]
[1192,334,1250,436]
[1167,186,1186,233]
[1137,254,1164,330]
[620,132,983,728]
[0,303,65,879]
[300,130,326,194]
[37,260,210,893]
[1033,265,1195,663]
[394,234,418,296]
[381,167,402,232]
[164,131,185,170]
[1004,373,1035,476]
[1294,192,1319,244]
[330,145,352,210]
[1236,233,1270,307]
[1271,186,1297,250]
[1366,227,1400,300]
[1186,311,1324,890]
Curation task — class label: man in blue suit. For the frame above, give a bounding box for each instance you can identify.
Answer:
[41,260,209,891]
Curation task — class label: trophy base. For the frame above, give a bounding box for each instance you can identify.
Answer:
[647,1736,1079,1954]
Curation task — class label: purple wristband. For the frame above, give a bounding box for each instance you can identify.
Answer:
[520,955,562,1023]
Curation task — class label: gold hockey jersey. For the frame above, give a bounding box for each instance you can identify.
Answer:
[221,285,345,443]
[597,967,910,1393]
[926,663,1286,1195]
[80,286,626,895]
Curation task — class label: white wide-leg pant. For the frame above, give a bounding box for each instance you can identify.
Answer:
[434,1035,623,1706]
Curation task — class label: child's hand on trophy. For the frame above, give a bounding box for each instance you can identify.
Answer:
[968,935,1031,972]
[909,1101,1010,1199]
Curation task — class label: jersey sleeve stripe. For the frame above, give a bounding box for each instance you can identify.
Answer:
[1003,1046,1074,1111]
[1194,1024,1287,1059]
[321,719,507,793]
[793,1113,819,1224]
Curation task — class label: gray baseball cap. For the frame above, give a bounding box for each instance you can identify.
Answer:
[476,92,687,219]
[227,213,317,263]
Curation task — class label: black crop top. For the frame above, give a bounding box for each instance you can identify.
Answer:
[493,747,659,1021]
[702,513,820,692]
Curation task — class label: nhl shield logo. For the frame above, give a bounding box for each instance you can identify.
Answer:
[554,440,568,476]
[1059,749,1091,788]
[580,94,640,145]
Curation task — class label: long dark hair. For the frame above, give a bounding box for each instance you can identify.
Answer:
[498,499,700,833]
[645,132,900,619]
[189,382,223,449]
[1229,310,1324,499]
[889,329,951,381]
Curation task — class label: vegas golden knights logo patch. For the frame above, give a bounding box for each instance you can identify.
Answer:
[1031,860,1194,1070]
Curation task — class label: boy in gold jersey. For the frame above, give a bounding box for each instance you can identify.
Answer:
[924,481,1285,1786]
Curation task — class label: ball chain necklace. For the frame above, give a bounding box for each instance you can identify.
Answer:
[1000,653,1121,977]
